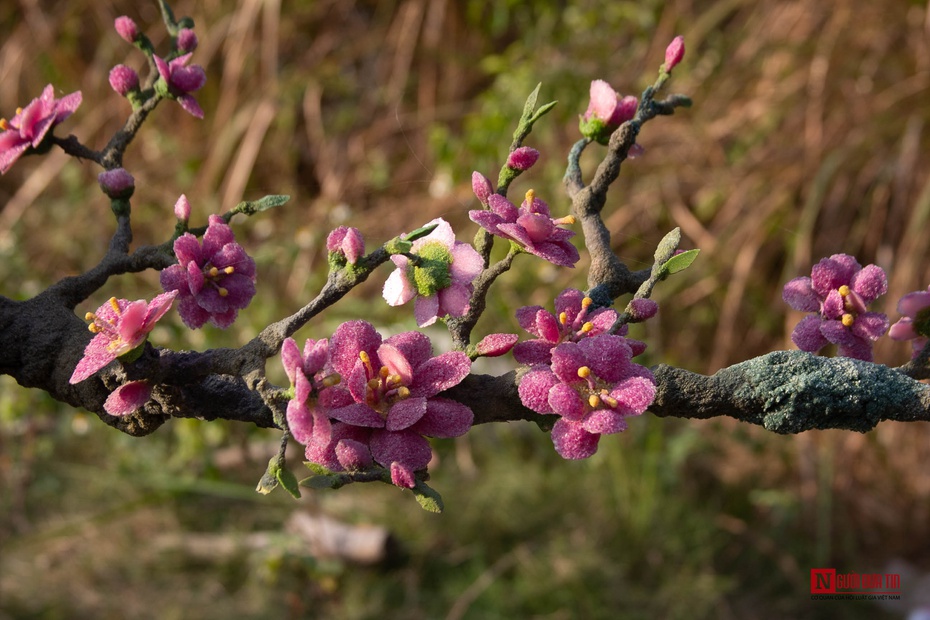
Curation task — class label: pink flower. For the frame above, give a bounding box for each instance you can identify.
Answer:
[160,213,257,329]
[0,84,82,174]
[69,292,178,384]
[114,16,139,43]
[578,80,638,145]
[382,218,483,327]
[664,36,685,72]
[518,334,656,459]
[506,146,540,171]
[782,254,889,361]
[281,337,338,446]
[326,226,365,264]
[469,189,579,268]
[513,288,641,367]
[889,286,930,358]
[108,65,140,97]
[104,380,153,416]
[296,321,474,487]
[154,53,207,118]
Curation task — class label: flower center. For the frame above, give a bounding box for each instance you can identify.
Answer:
[205,265,235,297]
[558,296,596,342]
[359,351,410,414]
[410,241,453,297]
[575,365,617,411]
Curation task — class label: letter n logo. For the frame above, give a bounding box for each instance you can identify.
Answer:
[811,568,836,593]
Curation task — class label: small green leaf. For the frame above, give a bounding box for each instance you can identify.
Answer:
[412,481,444,513]
[662,248,700,274]
[403,223,439,242]
[528,100,558,124]
[304,462,334,476]
[521,83,542,121]
[300,474,344,489]
[276,466,301,499]
[232,194,290,216]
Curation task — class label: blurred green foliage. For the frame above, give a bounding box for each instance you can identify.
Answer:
[2,0,929,618]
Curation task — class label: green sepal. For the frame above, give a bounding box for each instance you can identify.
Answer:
[661,248,700,275]
[231,195,290,216]
[301,474,348,489]
[304,462,334,476]
[110,198,131,218]
[403,222,439,242]
[276,465,301,499]
[384,238,413,256]
[117,340,146,364]
[412,481,444,513]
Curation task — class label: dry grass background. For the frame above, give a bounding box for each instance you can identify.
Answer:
[2,0,930,618]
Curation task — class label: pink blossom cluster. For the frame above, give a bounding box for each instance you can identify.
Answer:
[782,254,889,361]
[284,321,474,488]
[515,289,656,459]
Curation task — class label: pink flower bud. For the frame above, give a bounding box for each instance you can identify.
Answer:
[97,168,135,199]
[475,333,519,357]
[506,146,540,171]
[471,171,493,205]
[114,16,139,43]
[177,28,198,53]
[108,65,139,96]
[664,36,685,72]
[174,194,191,220]
[327,226,365,264]
[627,298,658,322]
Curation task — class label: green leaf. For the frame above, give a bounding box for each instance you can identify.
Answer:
[662,248,700,274]
[403,223,439,242]
[304,462,334,476]
[231,194,290,216]
[528,100,558,125]
[300,474,345,489]
[275,466,301,499]
[521,83,542,121]
[412,481,444,513]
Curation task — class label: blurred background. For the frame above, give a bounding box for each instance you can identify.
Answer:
[2,0,930,618]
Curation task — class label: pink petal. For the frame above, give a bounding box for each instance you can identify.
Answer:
[851,264,887,303]
[286,399,314,445]
[69,335,117,383]
[791,314,828,353]
[410,398,474,437]
[383,266,416,306]
[899,291,930,317]
[330,320,381,378]
[104,381,152,416]
[436,282,471,318]
[335,438,373,470]
[370,429,432,471]
[414,294,440,327]
[385,397,427,431]
[517,368,559,413]
[449,242,483,284]
[551,418,600,460]
[548,382,587,420]
[384,331,432,369]
[408,351,471,398]
[581,409,628,435]
[329,402,385,428]
[377,343,413,384]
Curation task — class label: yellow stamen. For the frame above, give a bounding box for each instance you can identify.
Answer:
[525,189,535,204]
[0,119,8,131]
[388,374,403,386]
[838,285,850,297]
[108,297,121,314]
[600,392,619,408]
[580,322,593,334]
[322,373,342,387]
[208,267,220,277]
[367,378,380,390]
[842,313,855,327]
[88,324,100,333]
[559,311,568,325]
[581,297,593,310]
[224,266,235,274]
[15,107,22,115]
[396,386,410,399]
[577,366,591,379]
[84,312,96,322]
[217,287,228,297]
[555,215,576,226]
[588,394,601,408]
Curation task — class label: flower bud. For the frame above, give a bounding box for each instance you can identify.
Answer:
[97,168,135,200]
[108,65,139,96]
[506,146,540,171]
[475,333,519,357]
[174,194,191,220]
[114,16,139,43]
[327,226,365,264]
[177,28,198,53]
[471,171,493,205]
[627,298,659,322]
[664,36,685,72]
